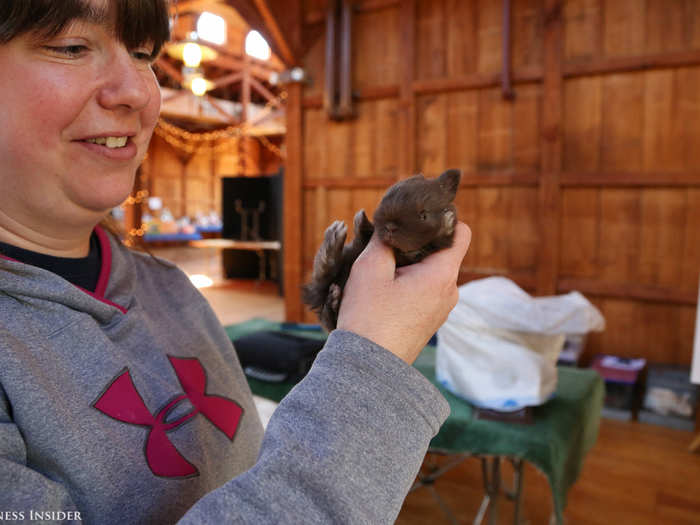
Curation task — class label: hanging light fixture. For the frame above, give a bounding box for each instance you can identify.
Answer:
[165,31,218,96]
[190,76,209,97]
[182,42,204,68]
[166,34,218,67]
[180,69,214,97]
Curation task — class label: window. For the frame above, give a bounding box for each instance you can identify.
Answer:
[197,12,226,45]
[245,30,271,61]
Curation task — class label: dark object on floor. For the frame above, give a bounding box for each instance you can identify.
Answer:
[591,354,646,421]
[639,363,698,431]
[232,330,325,382]
[474,406,534,425]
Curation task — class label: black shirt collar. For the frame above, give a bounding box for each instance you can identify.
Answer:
[0,233,102,292]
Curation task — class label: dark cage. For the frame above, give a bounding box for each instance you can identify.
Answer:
[221,172,283,290]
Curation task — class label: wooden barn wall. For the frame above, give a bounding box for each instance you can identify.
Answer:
[287,0,700,366]
[144,135,283,219]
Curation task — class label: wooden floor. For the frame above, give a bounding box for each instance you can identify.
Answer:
[162,248,700,524]
[396,419,700,525]
[150,245,285,326]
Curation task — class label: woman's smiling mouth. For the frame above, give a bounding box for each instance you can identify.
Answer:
[84,136,128,148]
[75,135,137,160]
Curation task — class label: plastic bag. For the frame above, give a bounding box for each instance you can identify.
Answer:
[436,277,604,411]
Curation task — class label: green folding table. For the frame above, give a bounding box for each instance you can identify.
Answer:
[225,319,604,524]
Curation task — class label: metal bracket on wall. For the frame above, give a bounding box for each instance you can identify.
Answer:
[325,0,355,120]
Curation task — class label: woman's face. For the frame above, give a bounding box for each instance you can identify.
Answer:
[0,0,161,233]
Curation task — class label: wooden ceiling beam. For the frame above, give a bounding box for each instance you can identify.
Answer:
[225,0,285,62]
[208,53,276,82]
[203,95,238,122]
[154,56,184,83]
[211,71,244,90]
[249,76,279,105]
[251,0,298,66]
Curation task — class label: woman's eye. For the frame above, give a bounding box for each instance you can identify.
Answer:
[46,45,88,57]
[132,50,155,62]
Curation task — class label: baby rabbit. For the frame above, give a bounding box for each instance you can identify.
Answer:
[302,169,461,332]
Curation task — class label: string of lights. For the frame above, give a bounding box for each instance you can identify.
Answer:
[155,89,287,143]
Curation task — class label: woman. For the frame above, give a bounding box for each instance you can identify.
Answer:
[0,0,471,523]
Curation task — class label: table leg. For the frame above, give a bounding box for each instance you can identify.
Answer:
[506,458,524,524]
[474,456,526,525]
[474,457,502,525]
[409,453,468,525]
[255,249,266,283]
[690,433,700,453]
[489,457,501,525]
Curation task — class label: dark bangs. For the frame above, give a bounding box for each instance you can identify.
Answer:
[0,0,171,58]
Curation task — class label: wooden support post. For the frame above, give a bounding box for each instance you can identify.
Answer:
[536,0,563,295]
[284,81,304,321]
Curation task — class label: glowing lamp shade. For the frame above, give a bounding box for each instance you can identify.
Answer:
[245,30,271,60]
[182,42,203,67]
[190,76,208,96]
[165,41,217,65]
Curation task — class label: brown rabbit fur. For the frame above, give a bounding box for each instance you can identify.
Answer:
[301,169,461,332]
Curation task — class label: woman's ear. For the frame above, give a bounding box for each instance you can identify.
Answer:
[438,169,461,199]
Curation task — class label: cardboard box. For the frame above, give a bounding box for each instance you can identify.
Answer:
[639,364,698,431]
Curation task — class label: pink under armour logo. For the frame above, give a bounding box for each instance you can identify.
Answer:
[93,356,243,478]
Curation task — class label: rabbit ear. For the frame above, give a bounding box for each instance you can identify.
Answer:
[438,169,461,199]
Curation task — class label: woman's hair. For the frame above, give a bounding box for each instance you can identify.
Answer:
[0,0,171,58]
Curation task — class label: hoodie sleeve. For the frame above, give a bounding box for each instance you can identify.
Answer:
[179,329,450,524]
[0,381,81,522]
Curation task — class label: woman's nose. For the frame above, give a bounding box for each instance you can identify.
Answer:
[96,50,152,111]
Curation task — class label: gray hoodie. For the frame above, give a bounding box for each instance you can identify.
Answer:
[0,228,449,524]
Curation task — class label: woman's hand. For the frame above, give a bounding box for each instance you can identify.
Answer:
[337,222,471,364]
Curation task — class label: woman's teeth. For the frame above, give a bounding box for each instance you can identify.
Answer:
[85,136,128,148]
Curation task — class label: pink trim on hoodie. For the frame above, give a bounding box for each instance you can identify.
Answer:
[93,226,113,297]
[90,226,127,313]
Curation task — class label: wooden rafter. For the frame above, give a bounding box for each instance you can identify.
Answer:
[154,57,184,83]
[225,0,284,62]
[162,89,189,103]
[249,76,279,105]
[203,95,237,122]
[252,0,298,66]
[211,71,244,90]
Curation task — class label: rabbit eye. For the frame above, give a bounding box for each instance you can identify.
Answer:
[419,210,427,221]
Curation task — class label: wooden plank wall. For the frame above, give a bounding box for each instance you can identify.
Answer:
[290,0,700,365]
[144,134,282,219]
